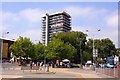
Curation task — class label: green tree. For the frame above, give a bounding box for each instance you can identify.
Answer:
[45,39,77,61]
[85,38,117,62]
[10,36,34,60]
[100,38,117,57]
[45,39,64,60]
[31,43,45,60]
[52,31,87,63]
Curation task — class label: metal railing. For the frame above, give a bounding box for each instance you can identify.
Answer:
[96,68,120,78]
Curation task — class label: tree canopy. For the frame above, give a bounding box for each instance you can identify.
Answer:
[52,31,87,63]
[31,43,45,60]
[10,32,117,64]
[45,38,77,61]
[10,36,34,59]
[84,38,117,62]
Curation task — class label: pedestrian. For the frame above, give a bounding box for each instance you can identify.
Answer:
[56,60,59,67]
[40,61,43,67]
[30,61,32,69]
[32,62,35,66]
[60,61,63,68]
[37,62,40,66]
[52,61,54,68]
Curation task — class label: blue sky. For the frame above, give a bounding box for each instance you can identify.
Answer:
[0,2,118,47]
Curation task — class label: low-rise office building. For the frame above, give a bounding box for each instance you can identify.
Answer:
[0,39,14,60]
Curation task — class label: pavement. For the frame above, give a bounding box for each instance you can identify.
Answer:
[1,67,115,78]
[0,63,117,79]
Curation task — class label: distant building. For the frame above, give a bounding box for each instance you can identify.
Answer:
[42,11,71,45]
[0,39,14,60]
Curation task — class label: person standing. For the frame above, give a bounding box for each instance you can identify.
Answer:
[60,61,63,68]
[56,60,59,67]
[52,61,54,68]
[30,61,32,69]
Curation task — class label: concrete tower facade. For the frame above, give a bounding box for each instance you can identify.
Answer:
[42,11,71,45]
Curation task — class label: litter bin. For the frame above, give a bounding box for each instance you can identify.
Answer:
[45,64,49,72]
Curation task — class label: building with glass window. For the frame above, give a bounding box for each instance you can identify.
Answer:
[42,11,71,45]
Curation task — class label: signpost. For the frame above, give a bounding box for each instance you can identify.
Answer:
[93,49,98,69]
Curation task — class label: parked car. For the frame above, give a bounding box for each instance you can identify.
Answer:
[70,63,80,68]
[62,62,71,68]
[62,59,71,68]
[85,61,93,67]
[85,63,93,67]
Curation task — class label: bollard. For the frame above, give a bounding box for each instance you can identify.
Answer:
[45,64,49,72]
[91,65,95,71]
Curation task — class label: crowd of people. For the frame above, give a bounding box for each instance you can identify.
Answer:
[17,59,71,68]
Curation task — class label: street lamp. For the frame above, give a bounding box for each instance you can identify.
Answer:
[35,40,41,43]
[80,40,83,69]
[2,32,9,38]
[86,29,100,68]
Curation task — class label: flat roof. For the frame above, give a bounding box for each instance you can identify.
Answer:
[0,38,15,42]
[42,11,71,18]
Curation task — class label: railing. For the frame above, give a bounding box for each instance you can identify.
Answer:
[21,66,39,72]
[96,68,120,78]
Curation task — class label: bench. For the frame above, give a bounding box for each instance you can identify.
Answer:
[21,66,39,72]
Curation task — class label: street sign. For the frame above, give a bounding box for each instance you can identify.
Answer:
[93,49,98,57]
[96,49,98,57]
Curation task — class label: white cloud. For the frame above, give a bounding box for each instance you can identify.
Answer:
[103,29,118,47]
[7,29,42,43]
[72,26,101,40]
[20,29,42,42]
[1,6,118,47]
[1,8,46,40]
[2,8,47,23]
[0,11,2,21]
[71,9,118,47]
[0,12,2,38]
[72,25,118,47]
[105,12,118,28]
[104,11,118,47]
[0,24,14,38]
[0,26,3,38]
[0,12,19,38]
[2,12,20,22]
[64,6,107,18]
[19,8,46,23]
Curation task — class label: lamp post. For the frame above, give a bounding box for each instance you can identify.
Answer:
[86,29,100,68]
[80,40,83,69]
